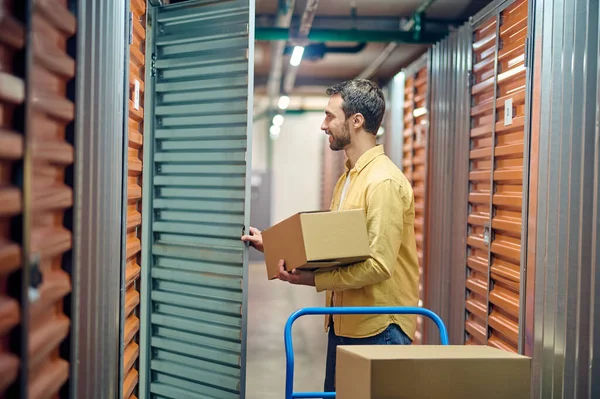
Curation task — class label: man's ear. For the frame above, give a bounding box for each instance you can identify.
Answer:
[352,113,365,130]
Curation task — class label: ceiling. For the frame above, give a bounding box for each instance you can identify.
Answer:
[254,0,491,99]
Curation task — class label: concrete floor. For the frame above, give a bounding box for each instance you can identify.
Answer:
[246,262,328,398]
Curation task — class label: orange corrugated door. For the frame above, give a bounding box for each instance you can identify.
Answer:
[412,66,428,346]
[124,0,146,398]
[488,0,528,354]
[27,0,76,397]
[465,0,528,353]
[402,65,428,344]
[465,13,496,348]
[402,76,414,184]
[0,0,24,395]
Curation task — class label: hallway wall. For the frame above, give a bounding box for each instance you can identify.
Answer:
[271,112,326,224]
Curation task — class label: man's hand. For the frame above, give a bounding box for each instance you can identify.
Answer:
[276,260,315,286]
[241,226,264,252]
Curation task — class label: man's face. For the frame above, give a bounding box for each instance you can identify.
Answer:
[321,94,351,151]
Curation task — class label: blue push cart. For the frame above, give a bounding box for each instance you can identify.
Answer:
[283,306,450,399]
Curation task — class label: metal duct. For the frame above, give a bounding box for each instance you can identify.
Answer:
[282,0,319,94]
[356,0,442,80]
[266,0,296,111]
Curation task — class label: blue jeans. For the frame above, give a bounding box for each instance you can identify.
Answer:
[324,323,412,392]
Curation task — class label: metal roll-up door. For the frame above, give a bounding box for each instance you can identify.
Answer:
[465,12,497,349]
[401,58,429,344]
[139,0,255,397]
[1,1,76,396]
[26,0,76,395]
[0,0,24,395]
[464,0,529,354]
[124,0,147,397]
[488,0,528,354]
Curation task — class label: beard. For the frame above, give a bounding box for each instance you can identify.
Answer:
[328,122,351,151]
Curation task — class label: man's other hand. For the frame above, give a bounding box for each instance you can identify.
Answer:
[241,226,264,252]
[277,260,315,286]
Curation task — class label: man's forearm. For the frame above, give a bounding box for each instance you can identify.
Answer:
[314,256,392,292]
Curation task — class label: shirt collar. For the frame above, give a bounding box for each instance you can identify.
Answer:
[345,145,385,173]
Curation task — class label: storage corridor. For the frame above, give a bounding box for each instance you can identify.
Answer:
[0,0,599,398]
[246,263,326,398]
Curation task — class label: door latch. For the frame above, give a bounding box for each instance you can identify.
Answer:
[28,253,42,303]
[483,222,491,246]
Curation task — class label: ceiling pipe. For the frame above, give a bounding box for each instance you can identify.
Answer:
[255,27,446,43]
[266,0,296,113]
[356,0,441,80]
[282,0,320,95]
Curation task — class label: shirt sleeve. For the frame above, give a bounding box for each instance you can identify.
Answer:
[314,178,406,292]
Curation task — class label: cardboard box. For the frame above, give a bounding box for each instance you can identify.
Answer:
[336,345,531,399]
[261,209,370,280]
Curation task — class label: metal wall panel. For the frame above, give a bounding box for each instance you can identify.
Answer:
[139,0,254,397]
[423,24,472,345]
[400,55,429,344]
[123,0,147,398]
[71,0,127,397]
[526,0,600,396]
[0,0,25,395]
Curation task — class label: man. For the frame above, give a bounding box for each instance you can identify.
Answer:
[242,79,419,392]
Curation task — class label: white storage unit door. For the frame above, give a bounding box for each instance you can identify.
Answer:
[139,0,254,398]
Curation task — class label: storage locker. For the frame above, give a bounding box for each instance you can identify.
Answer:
[25,0,76,395]
[123,0,147,398]
[464,0,529,354]
[400,55,429,345]
[0,0,24,395]
[138,0,255,397]
[0,0,77,396]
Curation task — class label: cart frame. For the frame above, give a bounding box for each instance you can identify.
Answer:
[283,306,449,399]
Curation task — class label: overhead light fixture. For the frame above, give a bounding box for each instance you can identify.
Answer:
[278,95,290,110]
[272,114,284,126]
[269,124,280,139]
[290,46,304,66]
[413,107,427,118]
[377,126,385,136]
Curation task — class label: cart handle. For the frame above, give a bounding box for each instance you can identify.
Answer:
[284,306,449,399]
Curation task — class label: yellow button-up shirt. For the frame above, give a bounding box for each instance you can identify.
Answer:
[314,145,420,340]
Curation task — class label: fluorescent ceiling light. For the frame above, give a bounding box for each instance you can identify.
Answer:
[278,95,290,110]
[269,124,280,139]
[413,107,427,118]
[290,46,304,66]
[272,114,284,126]
[377,126,385,136]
